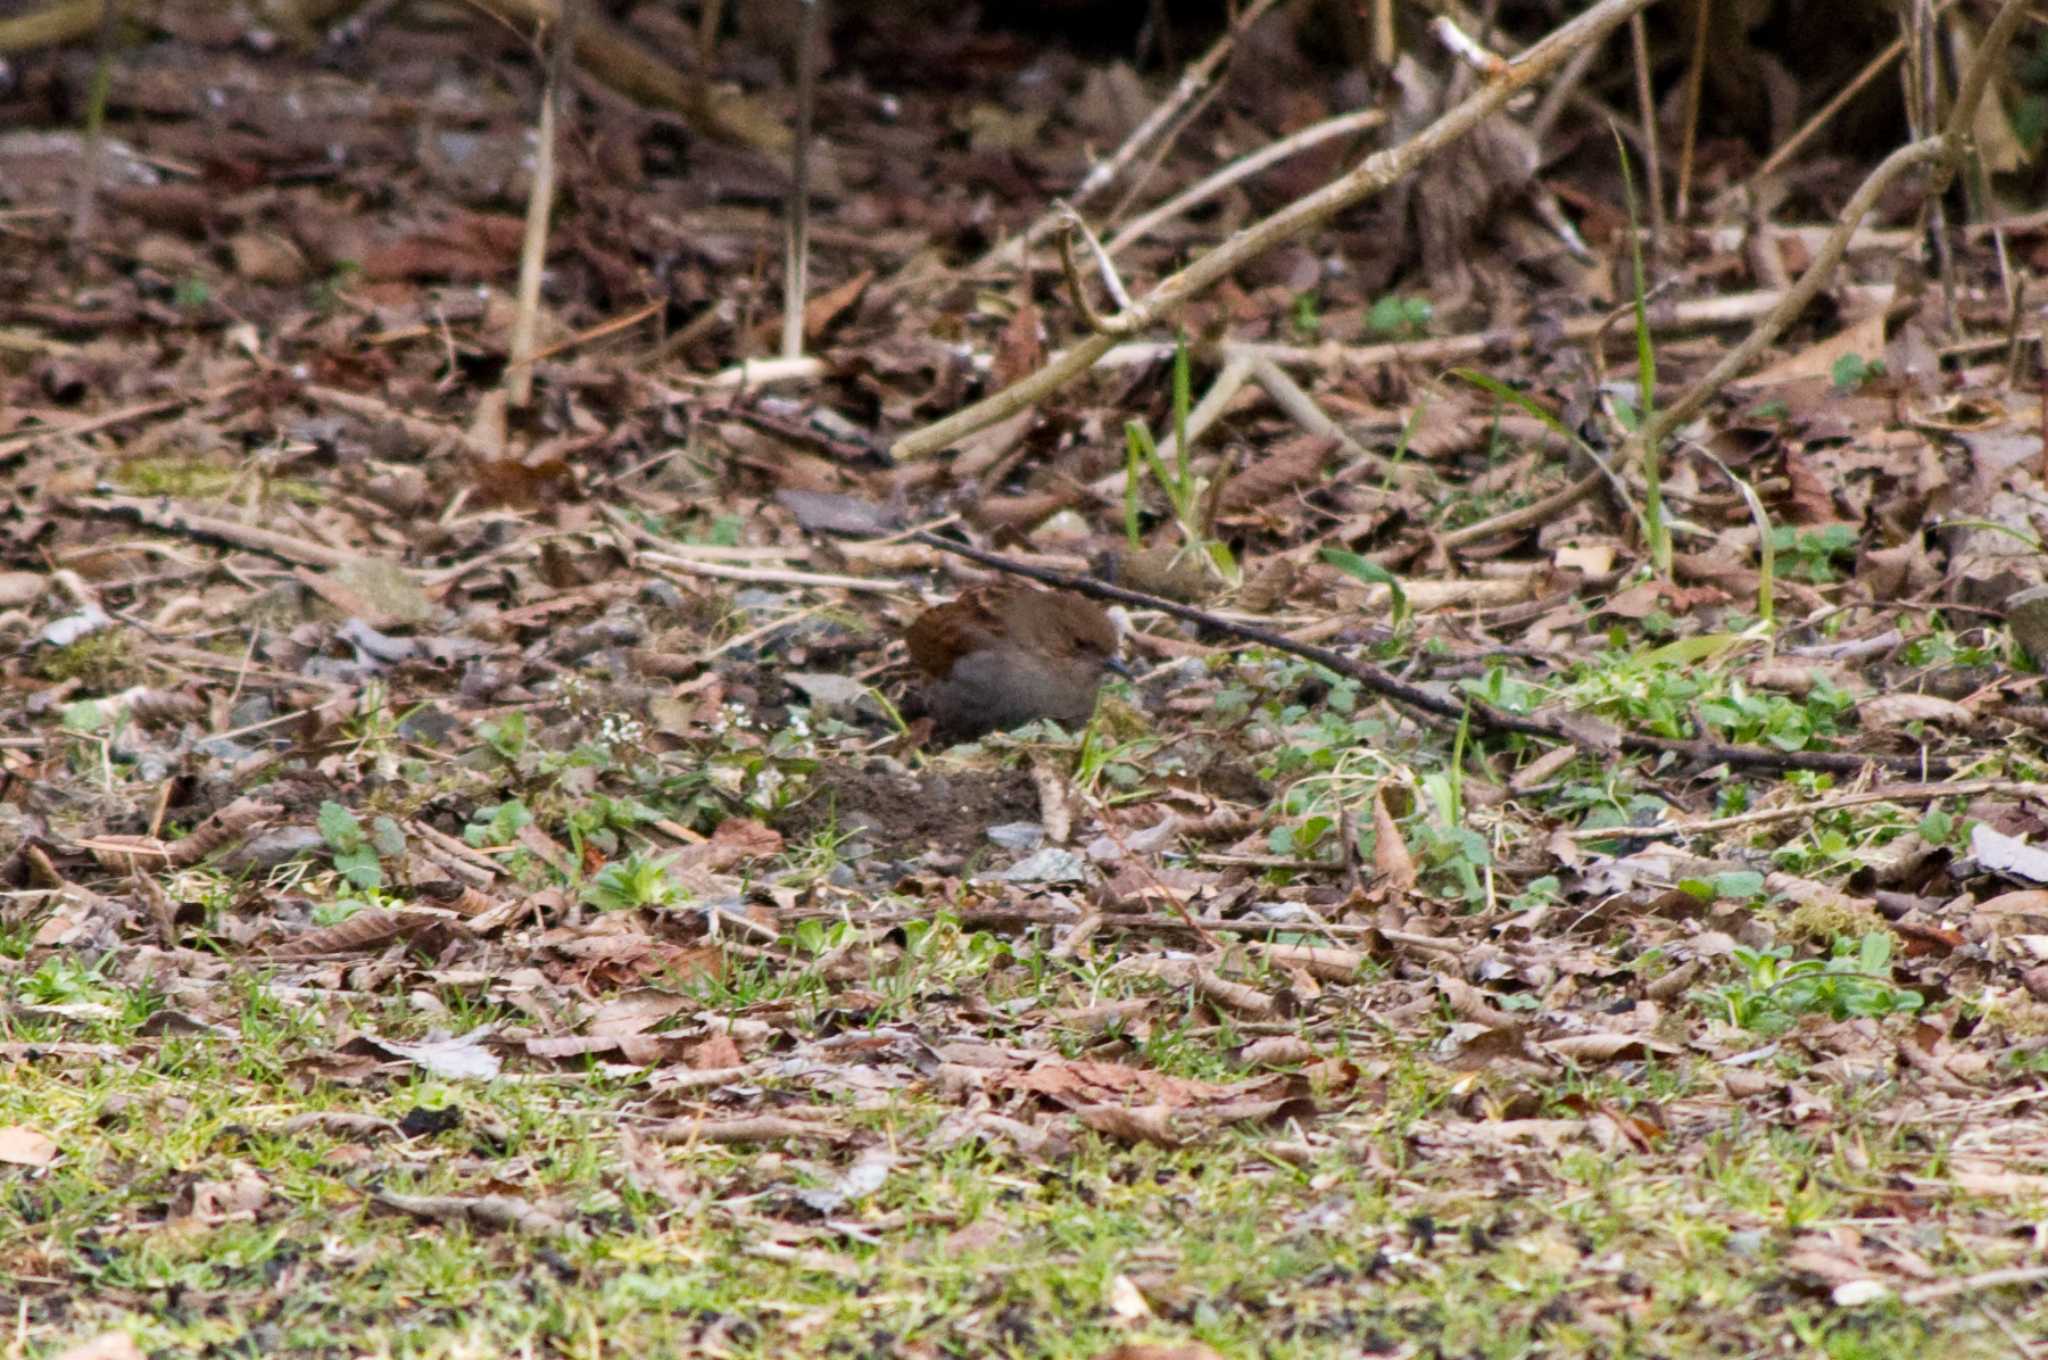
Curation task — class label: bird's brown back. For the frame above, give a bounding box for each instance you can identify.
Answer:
[905,585,1115,674]
[905,587,1006,676]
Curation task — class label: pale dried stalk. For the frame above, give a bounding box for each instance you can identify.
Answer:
[1056,204,1138,335]
[641,551,909,595]
[1673,0,1708,220]
[1626,11,1664,253]
[780,0,817,360]
[1248,357,1422,488]
[892,0,1657,462]
[1940,0,2030,150]
[68,0,118,242]
[1564,778,2036,841]
[508,0,581,408]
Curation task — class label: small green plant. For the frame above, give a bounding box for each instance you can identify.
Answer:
[465,798,534,849]
[1830,353,1885,391]
[1566,650,1851,752]
[1508,875,1562,912]
[1123,331,1238,585]
[113,456,239,499]
[1072,725,1156,800]
[690,514,745,548]
[1267,813,1335,859]
[1291,290,1321,339]
[1705,933,1924,1034]
[1459,664,1542,715]
[1408,818,1492,907]
[1697,677,1855,751]
[60,698,115,735]
[0,919,35,961]
[1367,293,1432,338]
[15,955,114,1007]
[308,260,363,312]
[341,679,408,754]
[1900,629,2003,669]
[37,630,137,688]
[312,893,384,927]
[1770,524,1857,583]
[1412,711,1491,907]
[1688,442,1780,626]
[1678,870,1766,903]
[777,826,860,890]
[318,801,404,891]
[562,793,662,861]
[582,852,686,912]
[1918,805,1959,845]
[479,711,531,761]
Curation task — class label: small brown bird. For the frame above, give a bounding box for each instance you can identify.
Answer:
[906,584,1128,740]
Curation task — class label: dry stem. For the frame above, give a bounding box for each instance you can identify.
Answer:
[507,0,580,409]
[780,0,818,361]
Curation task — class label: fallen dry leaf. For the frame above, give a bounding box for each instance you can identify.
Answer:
[0,1124,59,1166]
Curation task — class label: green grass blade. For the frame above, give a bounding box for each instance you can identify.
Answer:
[1321,548,1409,630]
[1613,127,1669,575]
[1123,426,1146,548]
[1171,329,1193,496]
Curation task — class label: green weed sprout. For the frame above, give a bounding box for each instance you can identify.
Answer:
[1124,331,1239,585]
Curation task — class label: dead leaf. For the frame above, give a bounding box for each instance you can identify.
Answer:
[804,268,874,341]
[689,1032,745,1069]
[1859,693,1971,730]
[1541,1033,1680,1063]
[172,1165,269,1226]
[1438,975,1523,1032]
[1105,1272,1153,1322]
[52,1335,145,1360]
[226,229,309,285]
[362,1028,502,1080]
[992,302,1044,389]
[1372,783,1417,893]
[1748,311,1888,386]
[1077,1103,1181,1147]
[1970,889,2048,922]
[617,1125,698,1209]
[1971,824,2048,883]
[0,1124,59,1166]
[372,1187,572,1237]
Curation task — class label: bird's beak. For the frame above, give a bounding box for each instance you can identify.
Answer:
[1104,655,1134,679]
